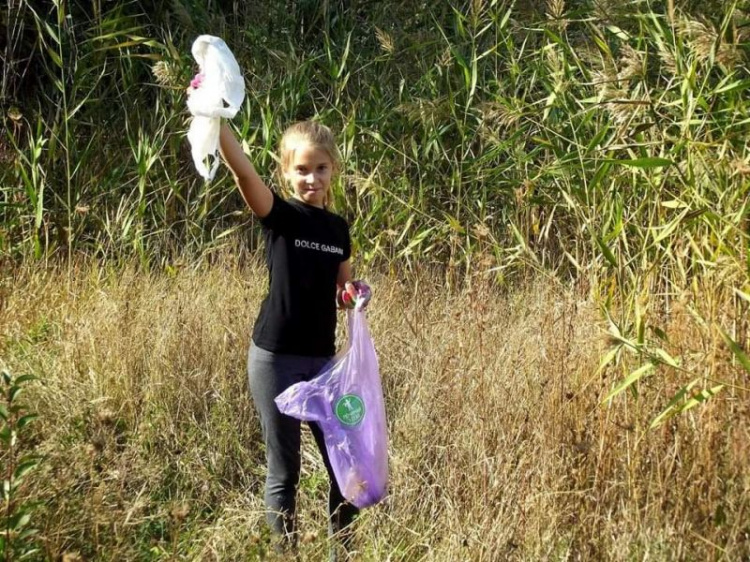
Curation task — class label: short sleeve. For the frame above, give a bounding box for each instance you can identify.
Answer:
[341,216,351,261]
[259,191,297,234]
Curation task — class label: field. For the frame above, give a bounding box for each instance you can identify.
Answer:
[2,0,750,559]
[1,255,748,560]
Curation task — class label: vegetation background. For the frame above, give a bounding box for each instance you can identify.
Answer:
[1,0,749,559]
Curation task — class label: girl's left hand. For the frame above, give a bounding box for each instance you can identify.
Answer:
[340,280,372,310]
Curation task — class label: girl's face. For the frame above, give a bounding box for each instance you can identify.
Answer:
[283,142,334,208]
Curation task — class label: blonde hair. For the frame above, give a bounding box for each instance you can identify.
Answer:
[278,121,341,206]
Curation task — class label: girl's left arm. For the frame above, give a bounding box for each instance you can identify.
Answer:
[336,260,353,309]
[337,260,353,287]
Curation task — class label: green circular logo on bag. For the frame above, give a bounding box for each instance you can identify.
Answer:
[335,394,365,427]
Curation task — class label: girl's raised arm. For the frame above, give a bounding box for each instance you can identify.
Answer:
[219,123,273,218]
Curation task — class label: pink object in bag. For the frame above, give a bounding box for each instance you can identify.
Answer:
[275,310,388,508]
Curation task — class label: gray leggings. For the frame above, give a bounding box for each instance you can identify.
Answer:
[247,341,359,542]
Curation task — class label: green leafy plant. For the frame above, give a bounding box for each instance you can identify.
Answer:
[0,369,41,560]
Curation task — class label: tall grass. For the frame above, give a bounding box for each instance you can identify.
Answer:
[3,1,747,273]
[0,259,748,560]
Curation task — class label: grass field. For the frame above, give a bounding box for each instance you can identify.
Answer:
[1,255,748,560]
[2,3,749,557]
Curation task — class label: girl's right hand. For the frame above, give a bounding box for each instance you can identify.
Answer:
[190,73,205,89]
[186,73,204,97]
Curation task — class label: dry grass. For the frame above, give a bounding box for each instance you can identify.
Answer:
[1,258,748,561]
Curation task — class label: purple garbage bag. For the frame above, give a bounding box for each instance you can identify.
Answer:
[274,309,388,508]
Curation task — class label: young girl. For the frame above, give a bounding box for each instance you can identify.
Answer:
[214,118,370,556]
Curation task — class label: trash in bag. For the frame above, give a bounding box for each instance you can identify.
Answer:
[275,309,388,509]
[187,35,245,181]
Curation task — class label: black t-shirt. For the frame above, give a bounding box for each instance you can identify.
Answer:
[252,192,351,357]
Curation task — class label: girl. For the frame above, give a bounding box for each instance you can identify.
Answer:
[215,117,370,556]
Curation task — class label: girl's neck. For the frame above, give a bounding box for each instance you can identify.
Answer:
[292,196,326,210]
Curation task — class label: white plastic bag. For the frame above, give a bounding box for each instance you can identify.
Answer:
[187,35,245,180]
